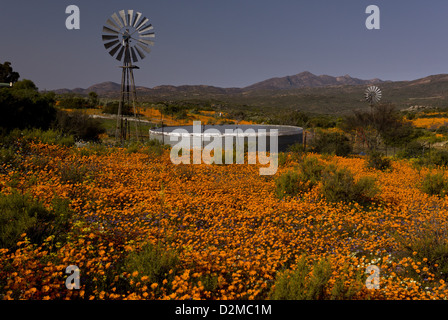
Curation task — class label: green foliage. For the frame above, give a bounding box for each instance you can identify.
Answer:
[0,61,19,84]
[394,214,448,281]
[56,92,99,109]
[124,242,179,287]
[102,101,134,115]
[270,256,331,300]
[321,164,379,204]
[88,92,99,107]
[58,163,89,185]
[275,157,326,199]
[0,85,57,132]
[366,150,392,171]
[55,110,105,142]
[174,109,188,120]
[397,140,425,159]
[310,131,352,156]
[12,79,38,91]
[0,192,72,250]
[298,156,324,189]
[275,170,301,199]
[421,172,448,197]
[427,149,448,167]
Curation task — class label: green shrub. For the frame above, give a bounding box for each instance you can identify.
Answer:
[55,110,105,142]
[102,102,134,115]
[298,156,324,186]
[0,192,72,249]
[270,256,331,300]
[59,163,89,185]
[398,140,425,159]
[321,164,379,204]
[421,172,448,197]
[428,149,448,167]
[393,213,448,281]
[275,170,301,199]
[366,150,391,171]
[310,131,352,157]
[20,128,75,147]
[124,242,179,287]
[0,85,56,132]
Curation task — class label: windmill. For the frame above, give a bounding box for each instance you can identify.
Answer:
[102,10,155,142]
[362,85,382,151]
[364,86,382,108]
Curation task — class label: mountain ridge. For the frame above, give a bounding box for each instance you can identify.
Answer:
[51,71,389,95]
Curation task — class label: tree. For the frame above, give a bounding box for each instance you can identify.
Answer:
[88,91,99,107]
[0,87,56,131]
[341,103,407,152]
[310,131,352,157]
[11,79,38,91]
[0,61,20,84]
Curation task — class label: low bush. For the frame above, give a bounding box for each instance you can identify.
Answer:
[0,192,72,250]
[321,164,379,204]
[124,242,179,287]
[398,140,425,159]
[421,172,448,197]
[366,150,392,171]
[310,131,352,157]
[275,170,301,199]
[55,110,105,142]
[270,256,331,300]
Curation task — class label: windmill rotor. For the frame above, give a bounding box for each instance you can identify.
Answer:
[102,10,155,64]
[365,86,382,105]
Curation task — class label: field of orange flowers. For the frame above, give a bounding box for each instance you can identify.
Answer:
[2,140,448,300]
[411,116,448,129]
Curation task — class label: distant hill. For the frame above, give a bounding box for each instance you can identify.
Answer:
[50,72,448,115]
[243,71,386,91]
[51,72,387,96]
[53,81,122,95]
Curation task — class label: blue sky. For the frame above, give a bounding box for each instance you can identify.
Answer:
[1,0,448,90]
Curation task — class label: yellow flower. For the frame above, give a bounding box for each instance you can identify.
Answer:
[151,283,158,290]
[132,271,139,277]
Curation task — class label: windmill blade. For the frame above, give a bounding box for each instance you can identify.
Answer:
[136,17,149,31]
[108,43,123,57]
[139,32,155,38]
[104,39,120,49]
[103,26,120,35]
[132,12,142,28]
[137,42,152,54]
[119,10,128,27]
[102,34,119,41]
[138,24,154,34]
[137,39,155,46]
[106,19,121,32]
[130,47,139,63]
[116,46,125,61]
[134,46,146,59]
[128,10,134,28]
[111,12,124,29]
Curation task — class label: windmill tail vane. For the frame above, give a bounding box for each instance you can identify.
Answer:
[102,10,155,142]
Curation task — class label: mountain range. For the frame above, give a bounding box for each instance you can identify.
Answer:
[52,71,448,114]
[52,71,386,96]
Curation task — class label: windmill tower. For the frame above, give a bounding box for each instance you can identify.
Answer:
[102,10,155,142]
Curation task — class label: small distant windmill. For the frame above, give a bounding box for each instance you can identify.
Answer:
[102,10,155,142]
[364,86,382,108]
[363,85,382,151]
